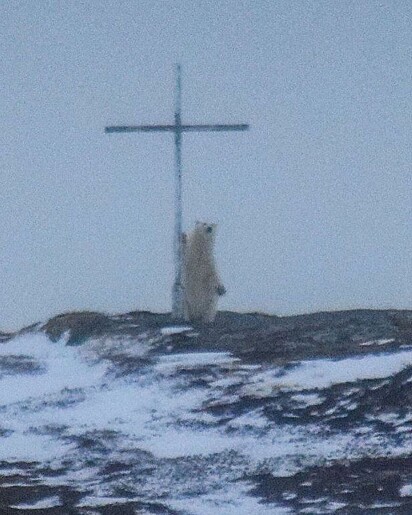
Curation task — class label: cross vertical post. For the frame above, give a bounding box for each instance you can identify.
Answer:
[105,65,249,320]
[173,64,184,319]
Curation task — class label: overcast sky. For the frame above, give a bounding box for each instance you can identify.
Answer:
[1,0,411,329]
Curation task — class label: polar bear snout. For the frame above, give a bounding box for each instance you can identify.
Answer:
[217,284,226,296]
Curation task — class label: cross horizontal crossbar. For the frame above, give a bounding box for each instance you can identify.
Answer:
[105,124,249,133]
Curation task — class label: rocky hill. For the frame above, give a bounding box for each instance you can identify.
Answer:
[1,309,412,513]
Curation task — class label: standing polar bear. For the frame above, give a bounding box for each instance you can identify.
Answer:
[182,221,226,323]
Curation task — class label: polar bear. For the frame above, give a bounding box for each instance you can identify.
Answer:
[182,221,226,324]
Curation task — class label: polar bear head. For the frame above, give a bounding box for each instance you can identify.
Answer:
[194,221,217,245]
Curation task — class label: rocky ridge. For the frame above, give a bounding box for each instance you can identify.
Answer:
[0,308,411,514]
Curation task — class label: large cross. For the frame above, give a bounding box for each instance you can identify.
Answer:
[105,65,249,319]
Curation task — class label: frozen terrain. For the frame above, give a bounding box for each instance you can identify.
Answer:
[0,309,412,513]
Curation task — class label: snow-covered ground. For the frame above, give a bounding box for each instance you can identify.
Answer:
[1,322,412,513]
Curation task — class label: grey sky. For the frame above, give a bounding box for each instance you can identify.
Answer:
[1,0,411,329]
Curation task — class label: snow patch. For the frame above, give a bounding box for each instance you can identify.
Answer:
[10,496,62,510]
[0,429,74,462]
[245,349,412,392]
[0,333,108,405]
[290,393,325,406]
[161,326,193,336]
[155,352,239,372]
[359,338,395,347]
[400,484,412,497]
[169,481,291,514]
[77,496,136,507]
[228,409,268,429]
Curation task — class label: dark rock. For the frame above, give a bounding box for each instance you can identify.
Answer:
[42,311,115,345]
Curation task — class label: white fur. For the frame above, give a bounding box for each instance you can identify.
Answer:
[182,222,225,323]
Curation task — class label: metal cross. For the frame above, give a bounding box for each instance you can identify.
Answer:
[105,64,249,319]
